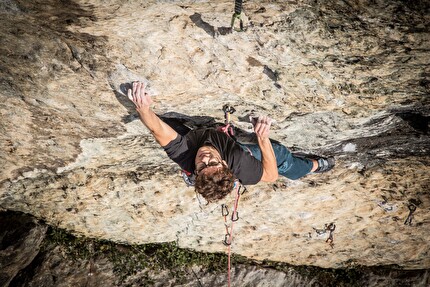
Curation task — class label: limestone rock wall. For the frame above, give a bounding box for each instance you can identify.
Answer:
[0,0,429,269]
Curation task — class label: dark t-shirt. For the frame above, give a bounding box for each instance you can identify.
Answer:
[163,129,263,185]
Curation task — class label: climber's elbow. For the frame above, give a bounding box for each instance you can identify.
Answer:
[260,169,278,182]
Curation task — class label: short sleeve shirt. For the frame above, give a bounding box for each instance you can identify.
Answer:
[163,129,263,185]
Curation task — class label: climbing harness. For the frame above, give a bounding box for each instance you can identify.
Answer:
[231,0,244,32]
[221,181,247,287]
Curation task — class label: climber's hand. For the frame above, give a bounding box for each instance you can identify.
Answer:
[251,115,272,139]
[128,81,153,113]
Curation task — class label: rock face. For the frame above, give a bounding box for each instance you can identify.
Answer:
[0,0,429,270]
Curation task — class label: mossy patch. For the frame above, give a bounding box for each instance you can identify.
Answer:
[2,210,428,287]
[42,226,368,286]
[43,226,246,284]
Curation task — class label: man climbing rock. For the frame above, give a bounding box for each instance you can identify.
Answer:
[128,81,335,202]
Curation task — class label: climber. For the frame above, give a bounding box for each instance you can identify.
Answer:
[128,81,335,202]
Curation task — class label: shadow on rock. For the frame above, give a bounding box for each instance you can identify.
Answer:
[190,13,232,37]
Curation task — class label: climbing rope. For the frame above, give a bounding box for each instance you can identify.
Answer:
[182,104,248,285]
[217,104,248,287]
[221,181,246,287]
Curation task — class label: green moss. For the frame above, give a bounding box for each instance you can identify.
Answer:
[43,226,238,283]
[43,226,417,286]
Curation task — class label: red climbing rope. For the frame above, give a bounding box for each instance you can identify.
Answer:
[217,104,248,286]
[222,181,243,287]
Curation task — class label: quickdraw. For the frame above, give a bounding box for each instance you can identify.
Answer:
[221,181,247,287]
[231,0,244,32]
[218,104,236,139]
[325,223,336,248]
[404,204,417,226]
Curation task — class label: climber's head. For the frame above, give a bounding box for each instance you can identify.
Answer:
[194,145,235,202]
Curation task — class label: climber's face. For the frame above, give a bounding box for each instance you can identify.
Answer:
[195,145,226,175]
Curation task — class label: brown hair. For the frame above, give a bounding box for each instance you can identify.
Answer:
[195,166,235,203]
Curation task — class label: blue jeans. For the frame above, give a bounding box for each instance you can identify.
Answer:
[240,142,313,180]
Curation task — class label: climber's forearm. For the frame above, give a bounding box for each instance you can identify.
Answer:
[137,108,177,147]
[257,137,278,182]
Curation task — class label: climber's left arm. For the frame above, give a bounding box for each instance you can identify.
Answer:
[252,115,278,182]
[128,81,178,147]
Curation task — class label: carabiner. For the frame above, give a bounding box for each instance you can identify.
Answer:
[221,204,229,216]
[231,13,244,32]
[326,223,336,232]
[231,211,239,222]
[223,105,236,124]
[223,233,231,246]
[238,184,247,195]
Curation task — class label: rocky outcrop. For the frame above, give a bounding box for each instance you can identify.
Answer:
[0,212,47,286]
[0,0,429,270]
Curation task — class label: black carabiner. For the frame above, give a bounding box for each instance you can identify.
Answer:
[221,204,229,217]
[238,184,247,195]
[231,211,239,222]
[222,104,236,115]
[223,233,231,246]
[327,223,336,232]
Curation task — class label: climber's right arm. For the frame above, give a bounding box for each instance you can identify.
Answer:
[128,81,178,147]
